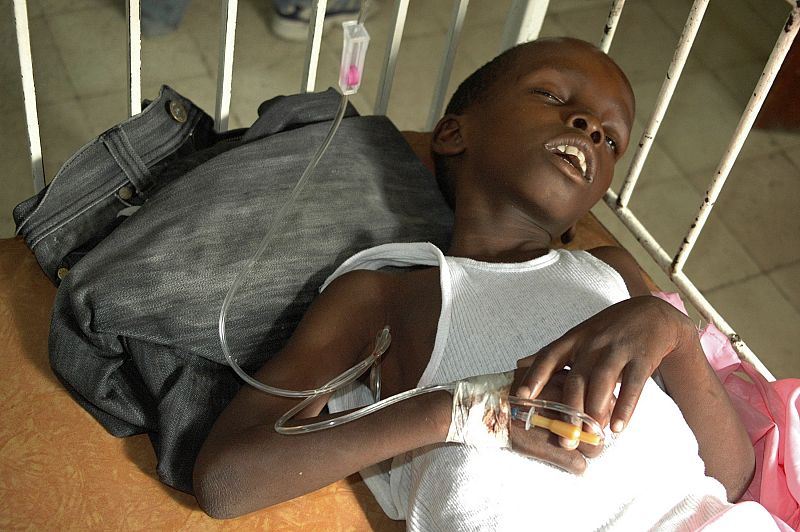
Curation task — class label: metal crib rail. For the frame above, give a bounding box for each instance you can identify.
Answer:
[11,0,798,380]
[598,0,798,381]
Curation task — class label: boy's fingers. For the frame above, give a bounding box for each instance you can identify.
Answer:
[516,339,575,398]
[584,356,626,427]
[560,368,586,416]
[510,423,587,474]
[515,353,537,368]
[610,363,649,432]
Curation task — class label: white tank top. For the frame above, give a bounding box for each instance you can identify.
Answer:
[326,243,730,531]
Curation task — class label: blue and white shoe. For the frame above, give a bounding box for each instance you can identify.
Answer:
[270,0,369,41]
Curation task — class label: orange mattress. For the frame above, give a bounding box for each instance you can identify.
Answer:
[0,212,634,529]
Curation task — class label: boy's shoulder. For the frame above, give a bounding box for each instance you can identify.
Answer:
[323,266,440,304]
[586,246,650,297]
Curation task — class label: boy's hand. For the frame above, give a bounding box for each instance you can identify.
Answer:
[515,296,690,438]
[508,370,595,472]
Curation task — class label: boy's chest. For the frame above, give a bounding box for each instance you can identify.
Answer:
[376,268,442,397]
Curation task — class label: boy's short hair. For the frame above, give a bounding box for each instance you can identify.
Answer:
[445,46,524,116]
[433,38,624,208]
[434,41,544,206]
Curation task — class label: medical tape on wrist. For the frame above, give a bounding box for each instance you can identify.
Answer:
[446,370,513,448]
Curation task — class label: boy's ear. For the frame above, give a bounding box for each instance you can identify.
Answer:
[432,114,466,157]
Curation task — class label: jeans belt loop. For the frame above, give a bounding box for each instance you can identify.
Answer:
[100,126,154,196]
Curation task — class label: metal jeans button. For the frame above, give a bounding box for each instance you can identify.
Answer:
[117,185,134,200]
[168,100,187,123]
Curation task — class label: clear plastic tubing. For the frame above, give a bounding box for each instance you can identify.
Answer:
[218,91,360,399]
[217,6,605,444]
[218,12,376,401]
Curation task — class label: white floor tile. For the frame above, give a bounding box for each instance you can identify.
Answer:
[698,151,800,272]
[34,0,108,15]
[782,144,800,168]
[1,12,77,106]
[379,33,475,131]
[46,7,129,97]
[706,274,800,379]
[712,60,766,108]
[462,0,513,29]
[632,72,778,176]
[766,129,800,151]
[0,103,38,238]
[38,97,94,179]
[141,27,211,90]
[547,0,611,14]
[626,177,762,291]
[612,115,685,192]
[76,91,129,139]
[646,0,693,34]
[750,0,796,28]
[589,203,682,294]
[692,1,775,68]
[768,261,800,314]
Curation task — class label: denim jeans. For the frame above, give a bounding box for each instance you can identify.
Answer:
[14,86,453,493]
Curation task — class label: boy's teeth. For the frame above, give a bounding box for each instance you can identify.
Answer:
[555,144,588,178]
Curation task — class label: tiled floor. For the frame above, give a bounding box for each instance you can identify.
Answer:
[1,0,797,377]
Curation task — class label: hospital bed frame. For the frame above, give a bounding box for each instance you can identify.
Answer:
[2,0,797,528]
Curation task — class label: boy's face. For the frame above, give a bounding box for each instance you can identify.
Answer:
[459,39,635,240]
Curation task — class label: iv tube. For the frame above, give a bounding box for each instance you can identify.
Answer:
[217,6,604,446]
[219,93,370,398]
[219,12,372,399]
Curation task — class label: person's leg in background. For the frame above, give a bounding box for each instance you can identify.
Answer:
[270,0,364,41]
[141,0,192,37]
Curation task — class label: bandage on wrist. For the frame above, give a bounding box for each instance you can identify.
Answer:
[446,371,513,448]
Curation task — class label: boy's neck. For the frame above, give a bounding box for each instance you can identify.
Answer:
[447,217,553,263]
[399,131,558,263]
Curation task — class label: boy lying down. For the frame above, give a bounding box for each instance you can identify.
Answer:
[193,38,759,529]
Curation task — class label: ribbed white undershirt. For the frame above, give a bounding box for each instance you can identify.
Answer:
[326,243,731,531]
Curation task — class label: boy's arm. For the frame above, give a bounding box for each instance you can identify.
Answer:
[196,268,593,518]
[590,246,754,501]
[517,246,754,501]
[193,270,453,519]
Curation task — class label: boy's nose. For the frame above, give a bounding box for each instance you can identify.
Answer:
[570,115,603,144]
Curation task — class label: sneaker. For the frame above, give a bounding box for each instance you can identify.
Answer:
[270,0,370,42]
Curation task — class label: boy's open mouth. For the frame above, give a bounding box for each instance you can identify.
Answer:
[544,138,595,183]
[553,145,587,177]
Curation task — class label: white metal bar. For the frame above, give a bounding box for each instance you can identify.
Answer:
[12,0,45,192]
[603,191,674,273]
[426,0,470,130]
[672,7,799,273]
[613,0,709,209]
[374,0,410,115]
[599,0,626,53]
[499,0,549,52]
[301,0,328,93]
[126,0,142,116]
[603,191,775,381]
[215,0,238,132]
[670,269,775,380]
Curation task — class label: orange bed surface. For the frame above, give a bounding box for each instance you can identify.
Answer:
[0,212,630,529]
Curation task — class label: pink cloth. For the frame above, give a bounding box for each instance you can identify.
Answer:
[655,292,800,531]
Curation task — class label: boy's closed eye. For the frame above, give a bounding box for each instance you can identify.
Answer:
[529,88,622,156]
[530,88,565,104]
